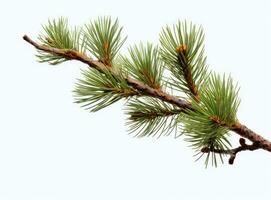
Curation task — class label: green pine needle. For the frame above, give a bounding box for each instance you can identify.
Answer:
[125,97,182,137]
[84,16,127,66]
[160,21,209,98]
[121,43,163,89]
[74,67,138,112]
[37,17,85,65]
[180,73,240,167]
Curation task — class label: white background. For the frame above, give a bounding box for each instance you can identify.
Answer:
[0,0,271,199]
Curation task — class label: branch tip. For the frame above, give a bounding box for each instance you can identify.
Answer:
[229,154,236,165]
[176,44,187,54]
[239,138,246,147]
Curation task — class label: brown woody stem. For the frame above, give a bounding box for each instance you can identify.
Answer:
[176,45,200,101]
[230,124,271,152]
[23,35,191,109]
[201,138,262,164]
[23,35,271,163]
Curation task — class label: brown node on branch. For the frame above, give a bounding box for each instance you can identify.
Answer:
[176,44,187,54]
[209,116,226,126]
[230,121,241,129]
[46,37,53,44]
[64,50,85,60]
[121,89,139,97]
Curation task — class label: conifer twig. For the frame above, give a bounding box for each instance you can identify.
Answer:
[23,34,271,164]
[201,138,261,164]
[176,45,199,101]
[23,35,191,109]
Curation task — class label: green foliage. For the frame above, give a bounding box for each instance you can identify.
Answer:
[125,97,181,137]
[26,16,246,167]
[180,73,240,167]
[121,43,163,89]
[37,17,85,64]
[84,16,127,66]
[74,67,137,112]
[160,21,209,98]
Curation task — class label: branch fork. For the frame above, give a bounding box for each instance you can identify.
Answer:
[201,138,261,165]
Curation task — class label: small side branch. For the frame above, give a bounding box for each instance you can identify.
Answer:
[209,115,271,153]
[201,138,261,164]
[176,45,200,101]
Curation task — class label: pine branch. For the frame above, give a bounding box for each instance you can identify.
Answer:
[23,18,271,167]
[160,21,209,100]
[23,35,191,109]
[23,34,271,163]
